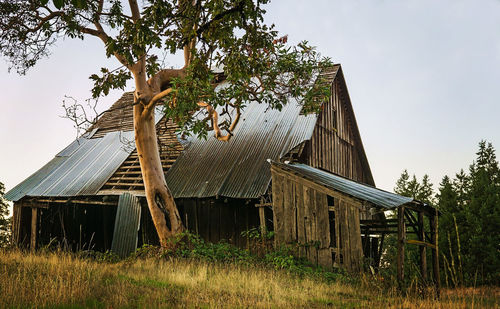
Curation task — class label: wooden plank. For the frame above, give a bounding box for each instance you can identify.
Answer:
[12,203,21,245]
[290,180,297,242]
[340,199,350,270]
[418,207,427,283]
[258,206,266,235]
[334,198,341,266]
[209,203,220,243]
[430,213,441,295]
[220,203,232,242]
[282,178,292,243]
[271,173,284,246]
[270,167,364,208]
[30,207,38,251]
[351,206,363,272]
[406,239,436,249]
[397,206,406,286]
[303,186,315,263]
[296,183,306,257]
[316,192,330,248]
[254,203,273,207]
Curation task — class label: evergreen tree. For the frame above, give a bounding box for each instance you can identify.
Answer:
[463,141,500,284]
[437,175,462,287]
[0,182,10,246]
[436,141,500,285]
[391,170,436,283]
[394,170,434,204]
[418,174,435,205]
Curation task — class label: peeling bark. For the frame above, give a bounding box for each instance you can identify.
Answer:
[132,58,184,247]
[133,101,183,247]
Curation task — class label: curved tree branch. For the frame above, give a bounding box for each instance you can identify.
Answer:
[149,87,173,110]
[197,101,240,141]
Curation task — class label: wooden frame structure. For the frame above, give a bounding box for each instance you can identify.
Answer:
[270,164,365,272]
[268,161,440,292]
[361,204,440,293]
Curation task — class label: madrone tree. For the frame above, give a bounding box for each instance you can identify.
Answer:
[0,0,331,246]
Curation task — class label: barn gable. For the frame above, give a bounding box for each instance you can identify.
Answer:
[304,64,374,186]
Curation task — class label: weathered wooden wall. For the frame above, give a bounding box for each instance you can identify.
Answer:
[306,71,373,186]
[158,198,260,248]
[12,199,118,251]
[271,167,363,272]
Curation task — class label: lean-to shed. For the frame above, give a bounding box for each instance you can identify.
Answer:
[270,160,440,289]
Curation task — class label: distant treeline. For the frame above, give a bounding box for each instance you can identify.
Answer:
[394,140,500,286]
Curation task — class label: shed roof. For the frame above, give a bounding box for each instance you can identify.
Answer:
[271,161,423,210]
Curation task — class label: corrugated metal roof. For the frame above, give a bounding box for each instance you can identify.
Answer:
[166,99,318,199]
[111,193,141,258]
[272,161,413,209]
[5,131,135,201]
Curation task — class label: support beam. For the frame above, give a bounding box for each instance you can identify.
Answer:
[12,203,21,245]
[259,207,267,236]
[418,211,427,282]
[30,207,38,251]
[430,212,441,296]
[397,206,406,286]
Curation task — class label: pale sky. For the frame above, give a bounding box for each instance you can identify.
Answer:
[1,0,499,198]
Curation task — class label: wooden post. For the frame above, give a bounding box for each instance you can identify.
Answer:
[259,207,267,236]
[430,212,441,296]
[12,203,21,245]
[397,206,406,286]
[30,207,38,251]
[256,199,272,237]
[418,211,427,282]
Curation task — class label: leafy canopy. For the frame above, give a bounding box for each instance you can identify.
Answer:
[0,0,332,138]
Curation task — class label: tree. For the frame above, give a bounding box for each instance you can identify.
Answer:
[463,141,500,284]
[392,170,435,282]
[0,0,331,246]
[436,141,500,285]
[0,182,10,246]
[394,170,434,204]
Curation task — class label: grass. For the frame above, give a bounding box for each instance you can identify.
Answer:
[0,247,498,308]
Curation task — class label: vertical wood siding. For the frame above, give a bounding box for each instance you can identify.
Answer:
[307,78,369,185]
[271,167,363,272]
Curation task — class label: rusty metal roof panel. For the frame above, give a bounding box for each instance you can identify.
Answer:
[5,131,135,201]
[166,99,317,199]
[273,162,412,209]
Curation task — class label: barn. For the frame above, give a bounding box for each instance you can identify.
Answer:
[5,64,438,283]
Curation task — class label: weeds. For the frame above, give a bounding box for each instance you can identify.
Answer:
[0,232,498,308]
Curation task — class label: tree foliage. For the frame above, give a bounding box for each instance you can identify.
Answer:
[394,170,435,205]
[0,0,331,138]
[394,141,500,286]
[0,0,332,244]
[437,141,500,285]
[0,182,11,246]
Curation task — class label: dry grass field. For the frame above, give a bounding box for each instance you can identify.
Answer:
[0,249,498,308]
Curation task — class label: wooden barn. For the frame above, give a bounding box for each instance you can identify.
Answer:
[6,64,438,283]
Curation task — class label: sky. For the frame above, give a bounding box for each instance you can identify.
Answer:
[1,0,499,198]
